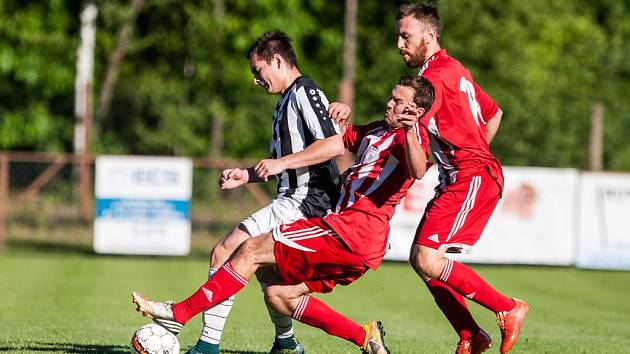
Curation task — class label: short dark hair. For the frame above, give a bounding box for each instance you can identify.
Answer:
[396,3,442,39]
[246,30,299,68]
[398,75,435,114]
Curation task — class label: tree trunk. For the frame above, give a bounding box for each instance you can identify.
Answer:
[209,0,225,159]
[336,0,358,173]
[94,0,145,133]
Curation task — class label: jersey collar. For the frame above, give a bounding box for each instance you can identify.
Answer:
[419,49,446,75]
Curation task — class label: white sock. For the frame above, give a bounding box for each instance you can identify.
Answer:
[259,281,295,339]
[199,268,235,345]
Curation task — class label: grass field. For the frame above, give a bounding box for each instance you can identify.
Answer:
[2,249,630,354]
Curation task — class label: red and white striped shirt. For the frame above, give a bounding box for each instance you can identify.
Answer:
[323,120,429,269]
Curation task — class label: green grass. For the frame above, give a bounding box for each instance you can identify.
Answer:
[1,252,630,353]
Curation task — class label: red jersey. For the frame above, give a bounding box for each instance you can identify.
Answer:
[323,120,428,269]
[419,49,503,190]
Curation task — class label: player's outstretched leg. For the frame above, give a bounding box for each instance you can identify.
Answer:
[269,290,389,354]
[132,292,183,335]
[187,226,251,354]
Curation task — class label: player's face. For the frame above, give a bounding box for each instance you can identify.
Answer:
[250,54,283,94]
[396,16,428,68]
[385,84,415,129]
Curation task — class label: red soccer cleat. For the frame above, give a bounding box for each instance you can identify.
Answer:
[496,298,529,354]
[455,328,492,354]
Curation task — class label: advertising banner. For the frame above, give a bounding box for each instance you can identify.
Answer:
[577,173,630,270]
[94,156,192,255]
[386,167,579,265]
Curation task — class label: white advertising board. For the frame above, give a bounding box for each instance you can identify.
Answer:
[93,156,192,255]
[386,167,578,265]
[577,173,630,270]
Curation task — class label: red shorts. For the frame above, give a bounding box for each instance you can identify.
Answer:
[414,173,500,253]
[273,217,368,293]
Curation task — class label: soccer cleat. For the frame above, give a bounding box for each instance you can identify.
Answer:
[269,337,305,354]
[455,328,492,354]
[185,344,219,354]
[132,291,184,335]
[496,298,529,354]
[361,321,390,354]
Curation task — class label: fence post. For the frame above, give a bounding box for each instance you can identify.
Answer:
[0,154,8,252]
[588,102,604,171]
[79,154,92,222]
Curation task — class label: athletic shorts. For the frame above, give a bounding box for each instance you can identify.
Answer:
[414,173,500,253]
[272,217,368,293]
[240,196,305,236]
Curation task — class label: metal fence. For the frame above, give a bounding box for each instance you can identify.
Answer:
[0,152,272,253]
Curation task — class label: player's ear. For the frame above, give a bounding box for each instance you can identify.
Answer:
[273,54,282,69]
[426,27,437,44]
[417,107,426,118]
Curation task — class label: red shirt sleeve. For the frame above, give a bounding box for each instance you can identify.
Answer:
[473,81,499,124]
[342,124,361,153]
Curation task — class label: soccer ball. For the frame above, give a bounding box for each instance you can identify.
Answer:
[130,323,180,354]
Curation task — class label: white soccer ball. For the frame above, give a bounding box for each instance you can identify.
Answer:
[130,323,180,354]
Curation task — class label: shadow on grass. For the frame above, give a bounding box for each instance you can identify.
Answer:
[6,238,94,255]
[0,341,128,353]
[0,342,268,353]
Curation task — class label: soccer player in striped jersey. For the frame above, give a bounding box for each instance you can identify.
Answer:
[132,75,435,354]
[187,30,349,354]
[396,4,528,354]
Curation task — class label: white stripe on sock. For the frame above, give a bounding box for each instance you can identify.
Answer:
[198,267,231,346]
[439,258,454,282]
[200,295,235,345]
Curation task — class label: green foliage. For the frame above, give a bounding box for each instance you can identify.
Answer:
[0,0,78,151]
[1,0,629,170]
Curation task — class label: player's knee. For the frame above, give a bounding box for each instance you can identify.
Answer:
[409,246,424,274]
[210,242,228,264]
[409,246,439,278]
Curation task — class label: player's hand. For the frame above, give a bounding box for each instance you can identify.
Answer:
[219,168,248,189]
[328,102,351,125]
[254,158,287,181]
[397,102,419,131]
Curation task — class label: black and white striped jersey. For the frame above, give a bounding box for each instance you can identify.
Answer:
[269,76,340,218]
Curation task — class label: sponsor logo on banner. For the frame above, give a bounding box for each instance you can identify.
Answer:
[93,156,192,255]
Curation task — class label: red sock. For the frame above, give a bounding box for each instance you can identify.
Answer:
[439,259,515,313]
[292,295,366,347]
[173,261,248,323]
[424,277,479,340]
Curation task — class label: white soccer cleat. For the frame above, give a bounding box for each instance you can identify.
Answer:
[132,291,184,335]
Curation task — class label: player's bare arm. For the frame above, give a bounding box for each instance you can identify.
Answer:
[254,134,344,181]
[485,108,503,144]
[398,102,428,180]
